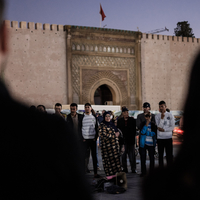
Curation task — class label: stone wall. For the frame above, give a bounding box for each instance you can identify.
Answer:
[4,20,67,108]
[141,33,200,111]
[3,19,200,110]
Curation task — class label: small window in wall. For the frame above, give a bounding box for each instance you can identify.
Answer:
[72,44,76,50]
[103,46,107,52]
[124,48,127,53]
[86,45,89,51]
[95,45,98,51]
[99,46,103,52]
[131,48,134,54]
[90,45,94,51]
[116,47,119,53]
[127,48,131,54]
[77,44,81,50]
[107,46,111,52]
[112,47,115,53]
[82,45,85,51]
[120,48,123,53]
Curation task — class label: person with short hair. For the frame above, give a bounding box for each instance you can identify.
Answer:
[29,105,37,112]
[155,100,175,168]
[37,105,46,113]
[117,107,137,173]
[67,103,83,141]
[67,103,85,173]
[54,103,67,120]
[82,103,100,178]
[117,106,127,120]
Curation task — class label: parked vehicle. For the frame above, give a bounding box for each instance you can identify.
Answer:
[173,127,184,139]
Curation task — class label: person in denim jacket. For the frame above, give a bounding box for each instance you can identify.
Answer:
[139,112,157,177]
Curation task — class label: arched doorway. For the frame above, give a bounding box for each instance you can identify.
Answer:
[88,78,123,105]
[94,84,113,105]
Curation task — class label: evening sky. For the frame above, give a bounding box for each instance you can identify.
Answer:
[5,0,200,37]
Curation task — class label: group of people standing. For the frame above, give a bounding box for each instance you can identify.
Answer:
[65,100,175,178]
[64,103,137,178]
[29,100,175,178]
[137,101,175,177]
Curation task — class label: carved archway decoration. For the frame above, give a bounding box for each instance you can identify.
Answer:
[82,70,128,106]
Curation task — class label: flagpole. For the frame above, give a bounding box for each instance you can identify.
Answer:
[100,14,101,28]
[100,3,101,28]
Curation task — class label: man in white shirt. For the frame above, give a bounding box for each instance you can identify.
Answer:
[82,103,100,178]
[155,101,175,168]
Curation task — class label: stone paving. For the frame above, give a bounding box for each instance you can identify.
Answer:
[86,147,150,200]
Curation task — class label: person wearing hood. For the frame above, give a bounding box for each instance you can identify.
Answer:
[98,111,122,176]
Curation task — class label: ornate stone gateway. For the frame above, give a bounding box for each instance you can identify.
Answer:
[66,26,142,110]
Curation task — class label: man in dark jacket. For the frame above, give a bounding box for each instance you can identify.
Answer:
[136,102,155,130]
[67,103,85,173]
[0,1,92,199]
[117,107,137,173]
[67,103,84,141]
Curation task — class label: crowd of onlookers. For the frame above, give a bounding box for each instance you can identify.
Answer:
[29,100,175,178]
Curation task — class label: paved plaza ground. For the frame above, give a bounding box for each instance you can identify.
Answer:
[85,135,181,200]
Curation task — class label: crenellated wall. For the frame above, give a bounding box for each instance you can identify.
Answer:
[141,33,200,110]
[4,20,68,108]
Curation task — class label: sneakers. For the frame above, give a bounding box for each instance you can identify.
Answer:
[97,167,101,171]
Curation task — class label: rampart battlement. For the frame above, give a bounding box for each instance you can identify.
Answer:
[142,33,200,43]
[5,20,200,43]
[4,20,64,31]
[4,20,138,35]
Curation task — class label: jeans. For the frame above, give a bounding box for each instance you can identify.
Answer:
[139,145,155,175]
[96,140,99,168]
[157,138,173,168]
[122,144,136,171]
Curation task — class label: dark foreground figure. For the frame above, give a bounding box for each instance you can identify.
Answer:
[143,52,200,200]
[0,81,92,199]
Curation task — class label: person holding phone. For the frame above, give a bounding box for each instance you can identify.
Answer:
[139,112,157,177]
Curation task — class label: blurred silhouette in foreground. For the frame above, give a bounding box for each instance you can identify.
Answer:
[143,52,200,200]
[0,0,92,199]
